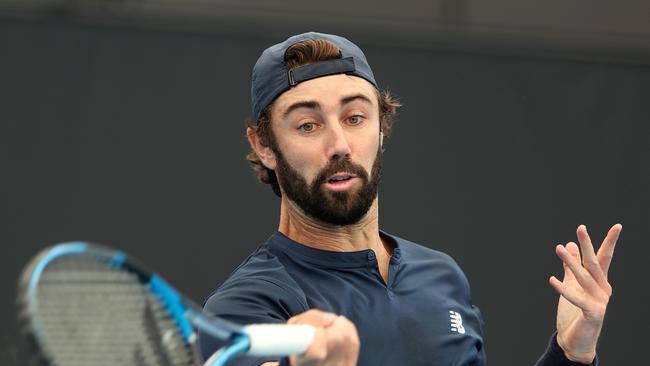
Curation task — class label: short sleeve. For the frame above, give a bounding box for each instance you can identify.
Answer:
[199,276,307,365]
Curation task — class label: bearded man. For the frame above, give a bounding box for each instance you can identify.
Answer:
[199,32,621,366]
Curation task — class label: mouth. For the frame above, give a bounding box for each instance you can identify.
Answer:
[327,173,355,183]
[324,173,357,191]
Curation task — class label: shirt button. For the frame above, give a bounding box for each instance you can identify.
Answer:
[367,251,376,260]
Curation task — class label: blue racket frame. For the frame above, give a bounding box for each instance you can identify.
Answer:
[21,242,253,366]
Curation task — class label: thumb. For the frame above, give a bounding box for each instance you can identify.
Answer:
[288,309,338,328]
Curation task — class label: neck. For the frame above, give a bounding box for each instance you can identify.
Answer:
[278,197,384,253]
[278,197,393,283]
[278,196,393,283]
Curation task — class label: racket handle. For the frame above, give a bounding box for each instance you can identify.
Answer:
[243,324,316,356]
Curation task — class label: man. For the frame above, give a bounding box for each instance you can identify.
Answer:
[200,32,621,366]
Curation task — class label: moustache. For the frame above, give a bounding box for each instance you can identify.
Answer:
[312,158,369,187]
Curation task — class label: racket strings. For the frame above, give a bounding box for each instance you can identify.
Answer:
[31,257,196,366]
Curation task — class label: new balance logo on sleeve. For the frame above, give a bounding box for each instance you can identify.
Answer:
[449,310,465,334]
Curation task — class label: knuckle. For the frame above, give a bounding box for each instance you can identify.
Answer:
[605,284,613,297]
[347,333,360,348]
[290,309,335,326]
[339,315,355,327]
[304,309,321,316]
[337,318,360,346]
[341,326,358,339]
[310,347,327,361]
[287,312,307,324]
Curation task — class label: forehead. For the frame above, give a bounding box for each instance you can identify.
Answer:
[272,74,378,116]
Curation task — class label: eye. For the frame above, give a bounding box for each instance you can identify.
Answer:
[298,122,317,132]
[347,115,365,125]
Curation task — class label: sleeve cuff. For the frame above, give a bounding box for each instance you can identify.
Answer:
[278,357,291,366]
[535,332,599,366]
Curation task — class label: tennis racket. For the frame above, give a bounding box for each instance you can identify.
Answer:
[18,242,315,366]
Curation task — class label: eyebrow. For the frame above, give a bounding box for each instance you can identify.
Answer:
[341,93,373,107]
[281,93,374,119]
[282,101,320,119]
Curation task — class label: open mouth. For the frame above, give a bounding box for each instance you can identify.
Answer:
[323,172,359,192]
[327,174,353,184]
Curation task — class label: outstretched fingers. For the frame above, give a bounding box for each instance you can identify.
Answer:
[549,224,621,361]
[597,224,622,276]
[555,242,600,295]
[549,274,587,309]
[576,225,609,290]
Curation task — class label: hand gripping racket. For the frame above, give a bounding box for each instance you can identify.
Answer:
[18,242,315,366]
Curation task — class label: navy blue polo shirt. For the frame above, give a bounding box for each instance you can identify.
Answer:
[200,231,486,365]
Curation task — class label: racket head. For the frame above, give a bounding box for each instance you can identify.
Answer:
[17,242,202,366]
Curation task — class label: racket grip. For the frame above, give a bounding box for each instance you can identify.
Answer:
[243,324,315,356]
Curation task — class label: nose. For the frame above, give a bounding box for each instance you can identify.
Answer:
[325,122,352,160]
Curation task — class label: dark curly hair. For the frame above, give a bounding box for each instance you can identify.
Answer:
[246,39,401,197]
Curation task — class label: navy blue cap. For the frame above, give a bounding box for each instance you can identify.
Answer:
[251,32,378,122]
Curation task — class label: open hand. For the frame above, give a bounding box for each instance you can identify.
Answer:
[549,223,622,363]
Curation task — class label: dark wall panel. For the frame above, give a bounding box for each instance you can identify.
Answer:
[1,19,648,364]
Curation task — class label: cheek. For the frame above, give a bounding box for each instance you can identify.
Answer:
[359,135,381,171]
[281,145,323,183]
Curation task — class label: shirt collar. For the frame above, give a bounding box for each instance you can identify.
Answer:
[267,230,401,268]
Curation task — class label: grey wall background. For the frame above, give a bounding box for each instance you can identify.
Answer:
[1,3,649,364]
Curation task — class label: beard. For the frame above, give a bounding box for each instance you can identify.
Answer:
[271,143,383,226]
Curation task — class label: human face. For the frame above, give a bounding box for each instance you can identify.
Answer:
[269,74,383,225]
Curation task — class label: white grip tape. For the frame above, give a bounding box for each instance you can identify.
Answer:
[244,324,316,356]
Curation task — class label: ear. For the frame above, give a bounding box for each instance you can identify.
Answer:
[247,127,277,170]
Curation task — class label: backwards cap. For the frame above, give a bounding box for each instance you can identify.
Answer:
[251,32,378,122]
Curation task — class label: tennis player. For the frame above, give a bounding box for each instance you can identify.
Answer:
[200,32,621,366]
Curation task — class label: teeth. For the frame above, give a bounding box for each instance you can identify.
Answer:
[330,176,351,182]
